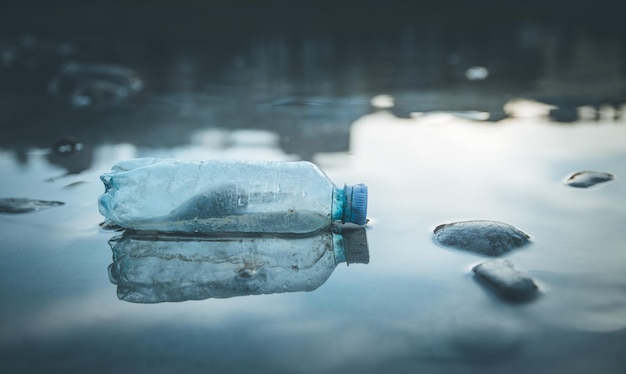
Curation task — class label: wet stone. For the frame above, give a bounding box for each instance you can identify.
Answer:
[62,181,88,189]
[473,259,538,301]
[99,221,124,231]
[564,171,615,188]
[0,198,65,213]
[49,62,144,108]
[433,220,530,257]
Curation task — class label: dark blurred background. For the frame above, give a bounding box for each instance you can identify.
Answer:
[4,0,625,40]
[1,0,625,166]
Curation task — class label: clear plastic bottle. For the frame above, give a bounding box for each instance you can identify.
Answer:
[107,226,369,303]
[98,158,368,234]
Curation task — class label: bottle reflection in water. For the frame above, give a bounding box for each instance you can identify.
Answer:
[107,226,369,303]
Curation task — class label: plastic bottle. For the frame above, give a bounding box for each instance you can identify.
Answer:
[98,158,368,234]
[107,226,369,303]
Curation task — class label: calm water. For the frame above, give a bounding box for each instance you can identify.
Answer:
[1,3,626,373]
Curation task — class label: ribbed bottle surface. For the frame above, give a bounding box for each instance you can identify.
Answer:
[99,158,347,233]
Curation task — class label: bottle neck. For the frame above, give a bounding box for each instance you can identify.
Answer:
[332,232,346,264]
[331,227,370,265]
[332,186,346,222]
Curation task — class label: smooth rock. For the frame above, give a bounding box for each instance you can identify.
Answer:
[473,259,538,301]
[565,171,615,188]
[433,220,530,256]
[0,198,65,213]
[49,62,144,108]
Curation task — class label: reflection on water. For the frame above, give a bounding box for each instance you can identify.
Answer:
[107,227,369,303]
[1,18,625,168]
[1,106,624,372]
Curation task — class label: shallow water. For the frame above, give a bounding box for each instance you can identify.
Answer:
[1,103,625,374]
[1,3,626,373]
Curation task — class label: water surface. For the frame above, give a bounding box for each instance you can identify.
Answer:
[1,3,626,373]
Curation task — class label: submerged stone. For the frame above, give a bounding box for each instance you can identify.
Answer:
[62,181,88,189]
[433,220,530,256]
[472,259,538,301]
[49,62,144,108]
[0,198,65,213]
[565,171,615,188]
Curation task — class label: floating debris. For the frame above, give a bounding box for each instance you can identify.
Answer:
[433,220,530,256]
[473,259,538,301]
[0,198,65,213]
[564,171,615,188]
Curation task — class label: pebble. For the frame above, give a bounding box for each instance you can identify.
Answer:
[564,171,615,188]
[472,259,538,301]
[0,198,65,213]
[433,220,530,256]
[49,62,144,108]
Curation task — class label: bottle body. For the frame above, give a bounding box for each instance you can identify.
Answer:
[98,158,363,233]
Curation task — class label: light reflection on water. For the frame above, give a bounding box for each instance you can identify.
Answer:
[0,102,625,373]
[347,108,626,326]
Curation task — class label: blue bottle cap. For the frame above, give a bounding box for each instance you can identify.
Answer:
[343,184,368,225]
